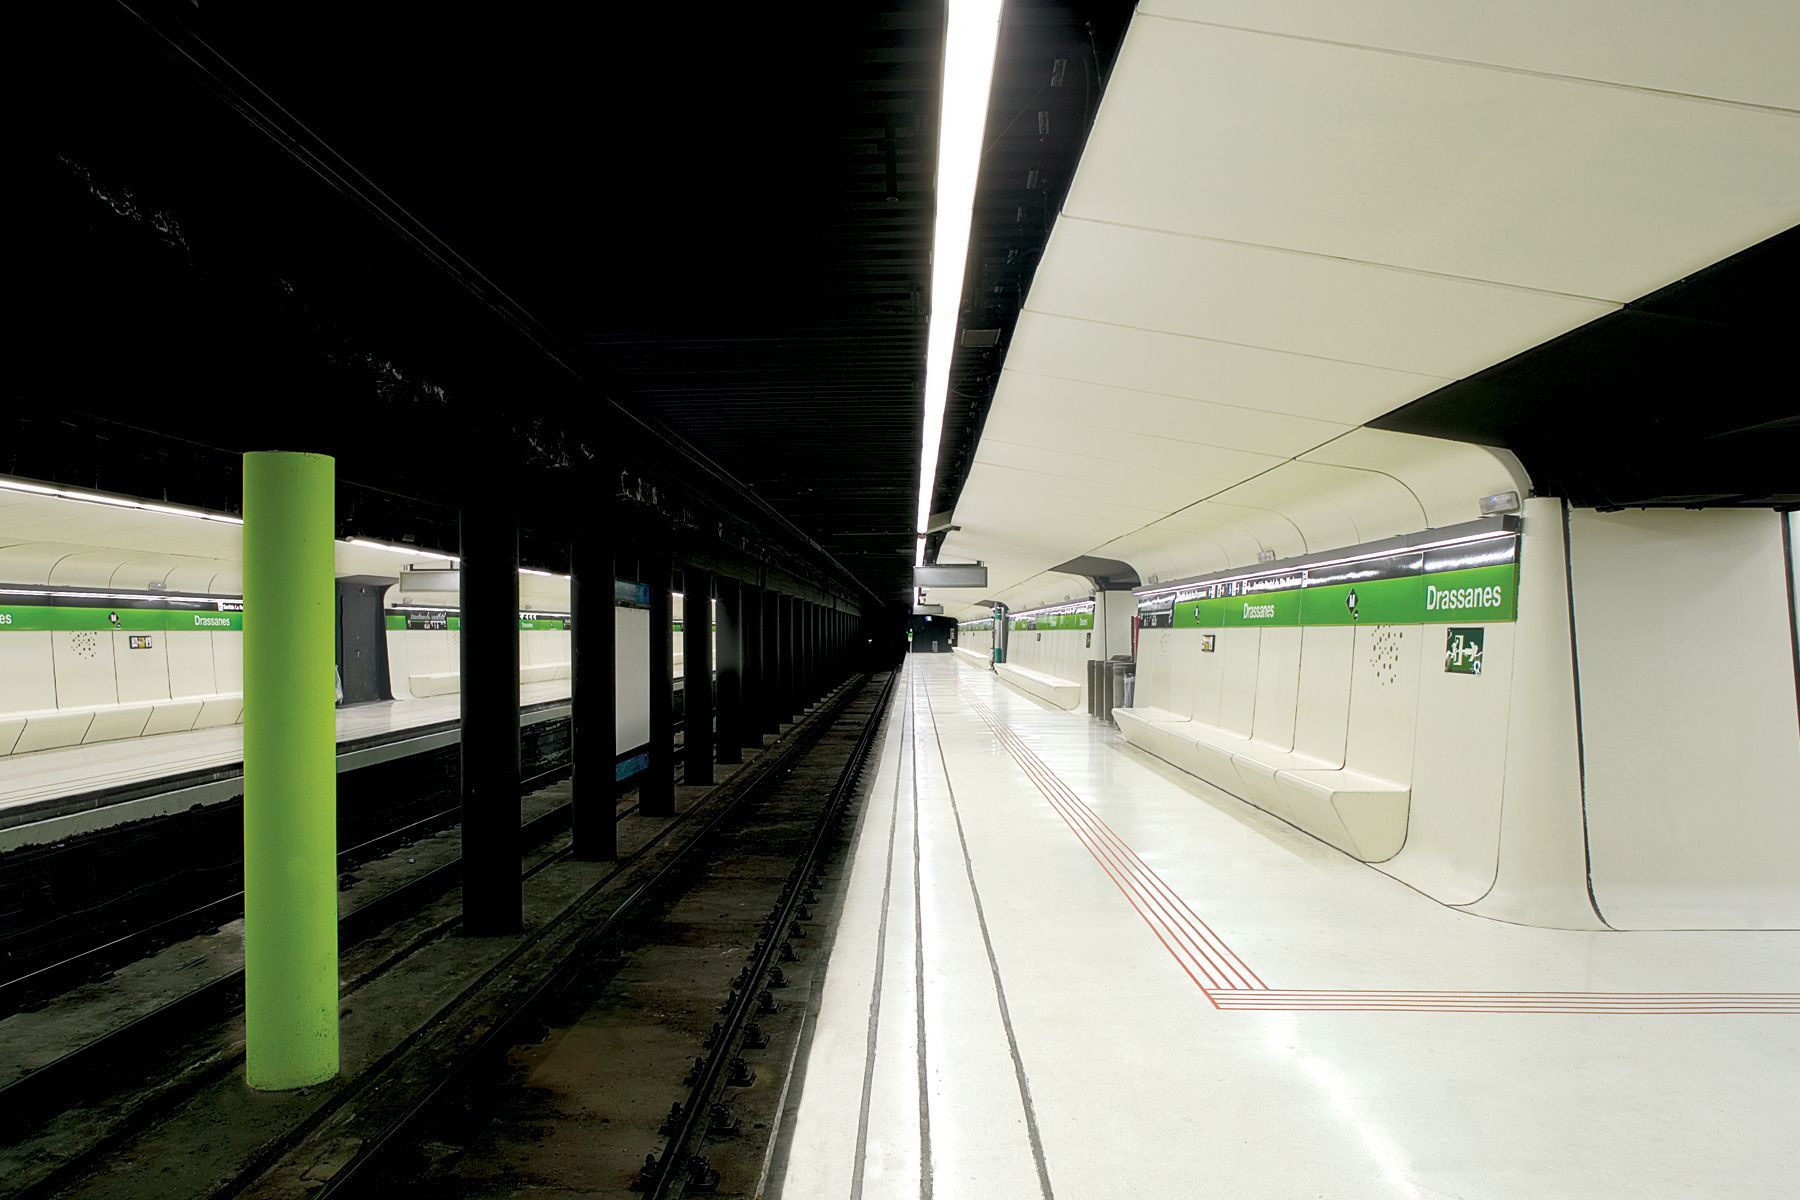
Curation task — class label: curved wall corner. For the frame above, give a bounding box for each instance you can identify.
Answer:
[1455,498,1606,930]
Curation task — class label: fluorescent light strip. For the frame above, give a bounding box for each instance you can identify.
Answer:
[347,537,459,564]
[914,0,1005,570]
[0,476,574,581]
[0,585,238,606]
[0,476,244,525]
[1134,531,1517,599]
[1006,598,1096,620]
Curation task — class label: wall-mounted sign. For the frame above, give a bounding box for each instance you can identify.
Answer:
[1444,627,1484,675]
[1200,634,1216,653]
[128,635,154,650]
[1137,532,1519,630]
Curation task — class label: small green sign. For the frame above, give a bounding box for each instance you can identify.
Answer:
[1444,627,1484,675]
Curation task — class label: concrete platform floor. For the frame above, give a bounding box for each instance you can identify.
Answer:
[775,655,1800,1199]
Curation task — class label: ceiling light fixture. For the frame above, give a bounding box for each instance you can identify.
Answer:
[347,537,459,564]
[0,475,245,525]
[914,0,1005,571]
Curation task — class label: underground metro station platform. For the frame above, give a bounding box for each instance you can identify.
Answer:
[3,3,1798,1197]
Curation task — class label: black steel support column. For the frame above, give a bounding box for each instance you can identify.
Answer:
[795,600,810,712]
[715,575,742,766]
[776,593,793,721]
[809,603,822,698]
[460,495,522,936]
[682,566,715,786]
[570,522,615,861]
[741,582,765,751]
[763,591,784,734]
[643,551,675,817]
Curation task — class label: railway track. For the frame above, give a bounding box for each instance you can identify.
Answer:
[0,680,865,1200]
[291,671,896,1200]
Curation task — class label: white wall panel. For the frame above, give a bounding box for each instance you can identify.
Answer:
[1248,627,1302,750]
[384,630,413,698]
[1214,629,1261,736]
[616,607,650,752]
[1571,508,1800,929]
[1291,627,1353,762]
[1383,624,1518,905]
[1464,500,1604,929]
[165,631,218,699]
[1342,625,1424,783]
[112,630,172,703]
[0,633,58,711]
[211,629,244,694]
[51,631,119,709]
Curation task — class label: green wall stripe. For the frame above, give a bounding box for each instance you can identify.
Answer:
[0,604,242,632]
[1147,560,1517,629]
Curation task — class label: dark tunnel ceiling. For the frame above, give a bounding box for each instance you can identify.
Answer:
[179,3,1134,595]
[1374,223,1800,509]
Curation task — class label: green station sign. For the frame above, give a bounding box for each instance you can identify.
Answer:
[0,602,242,632]
[1140,534,1519,631]
[1010,607,1095,632]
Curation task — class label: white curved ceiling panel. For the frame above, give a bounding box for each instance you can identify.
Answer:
[1302,428,1530,529]
[1027,217,1614,379]
[1007,311,1436,426]
[1068,14,1800,302]
[1142,0,1800,112]
[46,549,137,588]
[943,5,1800,599]
[982,367,1335,460]
[164,562,229,593]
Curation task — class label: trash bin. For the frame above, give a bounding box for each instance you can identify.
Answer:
[1104,660,1135,726]
[1086,660,1104,718]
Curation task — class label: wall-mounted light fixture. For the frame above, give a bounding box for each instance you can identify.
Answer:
[1479,490,1522,516]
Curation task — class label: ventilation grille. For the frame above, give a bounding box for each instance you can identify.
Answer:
[1370,628,1403,686]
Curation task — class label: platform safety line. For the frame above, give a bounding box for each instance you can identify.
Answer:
[1212,990,1800,1014]
[962,687,1800,1017]
[960,691,1262,991]
[959,691,1264,994]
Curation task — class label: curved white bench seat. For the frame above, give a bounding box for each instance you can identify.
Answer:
[1116,709,1408,863]
[1273,767,1408,862]
[410,661,572,698]
[994,662,1082,710]
[0,693,244,757]
[951,645,991,670]
[409,671,461,697]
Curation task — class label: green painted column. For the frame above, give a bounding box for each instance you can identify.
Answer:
[241,451,339,1090]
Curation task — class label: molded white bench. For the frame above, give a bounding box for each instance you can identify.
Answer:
[1115,711,1408,862]
[951,645,990,670]
[409,671,461,697]
[994,663,1082,710]
[1269,767,1408,862]
[412,662,571,697]
[0,693,243,756]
